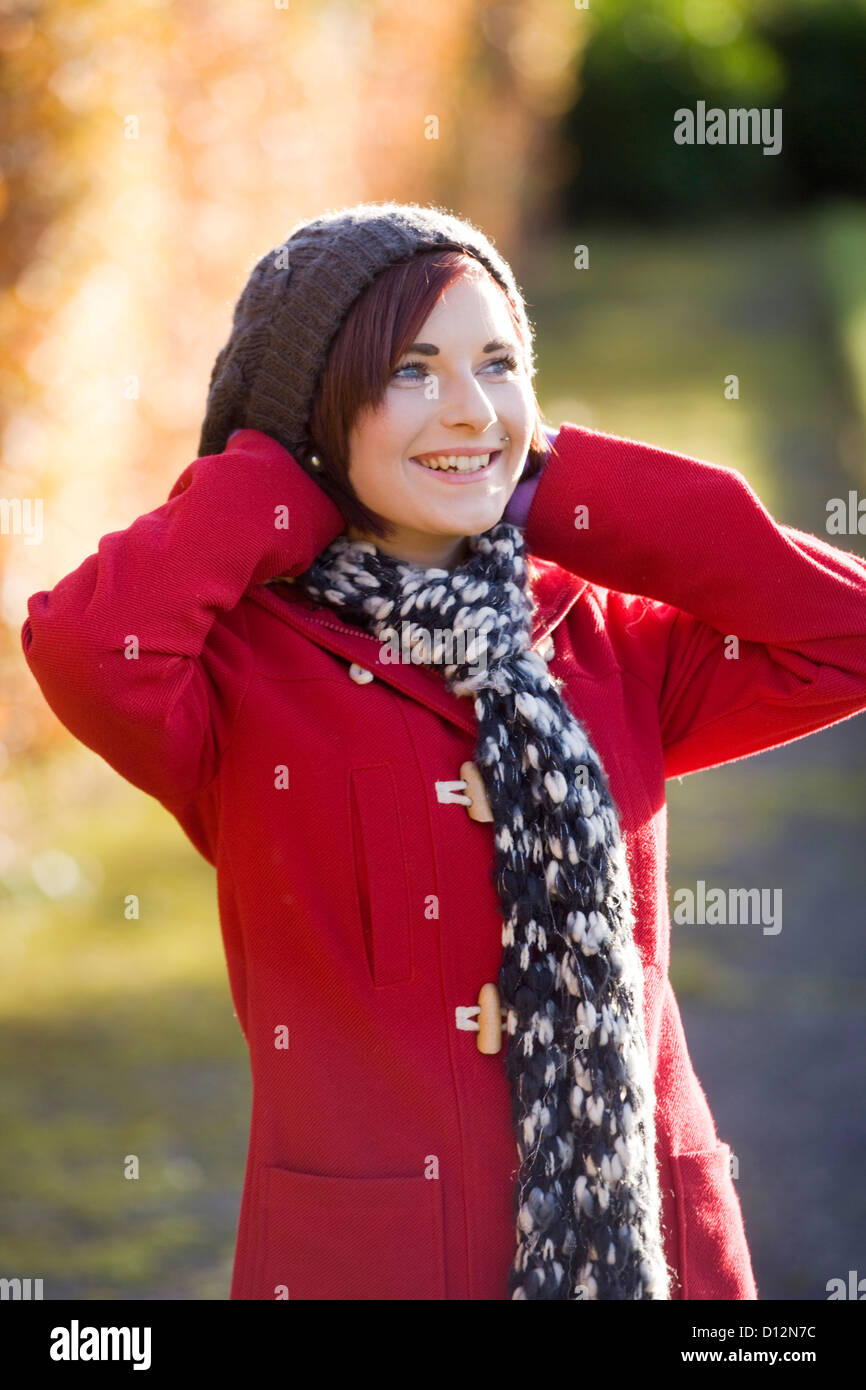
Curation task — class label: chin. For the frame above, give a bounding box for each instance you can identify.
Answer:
[425,512,503,539]
[420,494,505,522]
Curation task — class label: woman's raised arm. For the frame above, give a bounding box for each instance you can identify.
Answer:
[20,429,345,805]
[525,423,866,778]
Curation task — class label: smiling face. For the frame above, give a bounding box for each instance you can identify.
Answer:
[344,266,536,571]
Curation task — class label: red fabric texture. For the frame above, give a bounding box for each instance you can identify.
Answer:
[21,425,866,1300]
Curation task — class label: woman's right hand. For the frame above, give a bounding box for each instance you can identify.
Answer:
[21,428,347,807]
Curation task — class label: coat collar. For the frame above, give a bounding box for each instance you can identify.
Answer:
[248,555,589,737]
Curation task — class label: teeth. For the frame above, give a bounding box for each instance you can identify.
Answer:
[415,453,492,472]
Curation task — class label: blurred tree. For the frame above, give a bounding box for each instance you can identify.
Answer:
[773,1,866,203]
[1,0,589,763]
[0,3,95,763]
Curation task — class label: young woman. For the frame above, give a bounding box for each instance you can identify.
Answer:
[21,201,866,1301]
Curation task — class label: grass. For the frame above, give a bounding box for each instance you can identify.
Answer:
[1,748,246,1297]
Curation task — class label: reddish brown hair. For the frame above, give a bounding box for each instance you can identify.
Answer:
[294,249,550,540]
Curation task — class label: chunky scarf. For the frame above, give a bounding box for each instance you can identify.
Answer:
[288,519,672,1301]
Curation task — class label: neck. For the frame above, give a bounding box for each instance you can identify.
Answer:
[345,526,472,572]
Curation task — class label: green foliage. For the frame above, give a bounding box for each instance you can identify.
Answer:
[564,0,866,220]
[810,201,866,437]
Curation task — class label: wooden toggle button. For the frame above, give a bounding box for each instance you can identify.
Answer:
[459,760,493,822]
[477,982,502,1054]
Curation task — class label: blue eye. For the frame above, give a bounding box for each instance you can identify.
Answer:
[393,353,519,380]
[393,359,432,380]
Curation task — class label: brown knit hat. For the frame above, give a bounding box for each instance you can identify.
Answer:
[197,199,536,461]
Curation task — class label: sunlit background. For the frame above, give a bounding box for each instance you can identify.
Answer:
[2,0,865,1299]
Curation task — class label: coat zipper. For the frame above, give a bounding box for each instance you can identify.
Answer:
[267,581,382,641]
[266,583,559,652]
[307,614,382,642]
[305,609,554,655]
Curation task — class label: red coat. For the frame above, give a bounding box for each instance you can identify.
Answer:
[21,425,866,1300]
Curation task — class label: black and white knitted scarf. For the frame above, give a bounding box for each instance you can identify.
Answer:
[289,519,672,1301]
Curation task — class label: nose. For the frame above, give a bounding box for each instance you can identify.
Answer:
[436,367,499,435]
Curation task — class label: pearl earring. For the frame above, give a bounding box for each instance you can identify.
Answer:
[310,454,323,469]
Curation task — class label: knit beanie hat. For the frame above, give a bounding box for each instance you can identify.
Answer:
[197,199,536,463]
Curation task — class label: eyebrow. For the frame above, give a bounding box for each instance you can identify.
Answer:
[401,337,517,356]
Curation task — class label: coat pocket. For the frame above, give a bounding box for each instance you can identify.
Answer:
[670,1140,757,1300]
[253,1165,447,1300]
[349,764,413,986]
